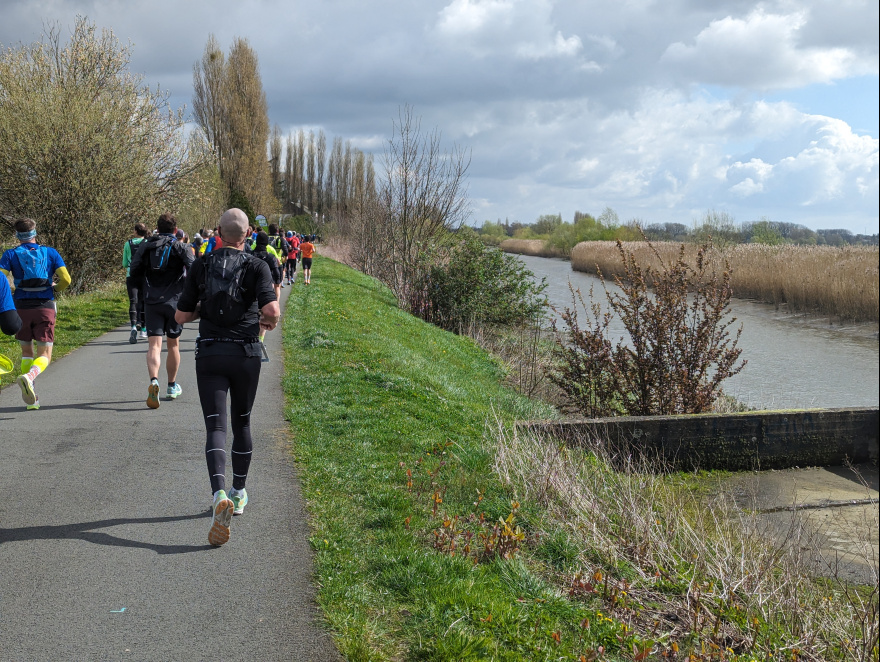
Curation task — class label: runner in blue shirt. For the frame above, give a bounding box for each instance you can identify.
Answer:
[0,218,71,409]
[0,275,22,391]
[0,275,21,336]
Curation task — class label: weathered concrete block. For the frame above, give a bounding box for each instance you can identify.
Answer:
[523,408,879,471]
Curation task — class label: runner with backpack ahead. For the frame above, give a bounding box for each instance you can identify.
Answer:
[175,208,280,547]
[266,223,289,261]
[122,222,149,343]
[0,218,71,410]
[129,213,194,409]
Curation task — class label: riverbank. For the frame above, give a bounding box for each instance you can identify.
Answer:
[571,241,879,323]
[513,253,879,411]
[498,239,880,323]
[281,256,878,661]
[498,237,565,258]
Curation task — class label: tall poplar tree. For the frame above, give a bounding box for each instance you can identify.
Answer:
[192,35,277,218]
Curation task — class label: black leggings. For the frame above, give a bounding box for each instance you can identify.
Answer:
[125,276,145,328]
[196,354,262,494]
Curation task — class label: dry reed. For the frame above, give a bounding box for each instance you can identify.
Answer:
[499,238,566,258]
[491,421,879,660]
[571,241,879,323]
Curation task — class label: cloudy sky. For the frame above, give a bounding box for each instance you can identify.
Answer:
[2,0,878,234]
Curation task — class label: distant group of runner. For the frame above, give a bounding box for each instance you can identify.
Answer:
[1,210,317,547]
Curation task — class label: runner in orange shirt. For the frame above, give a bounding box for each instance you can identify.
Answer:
[300,236,315,285]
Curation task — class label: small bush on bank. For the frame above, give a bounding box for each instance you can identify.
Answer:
[552,240,746,417]
[414,231,549,335]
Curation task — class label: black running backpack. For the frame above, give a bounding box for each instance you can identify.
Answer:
[148,235,175,272]
[200,251,253,327]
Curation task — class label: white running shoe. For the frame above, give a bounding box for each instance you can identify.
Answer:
[229,488,248,516]
[208,491,234,546]
[138,329,148,340]
[17,373,37,406]
[129,326,138,344]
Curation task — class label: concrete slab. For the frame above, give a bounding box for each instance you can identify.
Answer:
[727,464,878,584]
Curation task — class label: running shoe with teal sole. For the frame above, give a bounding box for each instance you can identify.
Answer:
[230,488,248,515]
[167,383,182,399]
[208,491,234,546]
[147,382,160,409]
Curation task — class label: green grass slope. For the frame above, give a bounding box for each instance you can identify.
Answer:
[282,258,642,661]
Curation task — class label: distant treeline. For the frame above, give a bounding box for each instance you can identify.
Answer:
[476,209,879,257]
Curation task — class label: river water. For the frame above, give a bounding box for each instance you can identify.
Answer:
[515,254,879,410]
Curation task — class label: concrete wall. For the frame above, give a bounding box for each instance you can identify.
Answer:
[523,408,879,472]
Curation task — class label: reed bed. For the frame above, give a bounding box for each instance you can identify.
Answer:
[499,238,566,258]
[571,241,879,323]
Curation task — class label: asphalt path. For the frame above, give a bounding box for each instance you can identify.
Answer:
[0,285,340,661]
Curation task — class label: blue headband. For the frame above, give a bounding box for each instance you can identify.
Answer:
[16,230,37,241]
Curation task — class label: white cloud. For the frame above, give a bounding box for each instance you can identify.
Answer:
[470,89,877,225]
[728,115,880,205]
[662,7,875,90]
[437,0,514,34]
[435,0,592,66]
[516,31,583,60]
[729,177,764,196]
[0,0,876,232]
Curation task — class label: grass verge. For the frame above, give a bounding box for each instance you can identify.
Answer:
[1,281,128,390]
[282,257,878,661]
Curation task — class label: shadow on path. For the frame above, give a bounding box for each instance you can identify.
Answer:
[826,463,879,491]
[0,512,214,555]
[0,400,145,413]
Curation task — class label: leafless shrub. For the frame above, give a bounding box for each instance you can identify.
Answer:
[552,240,745,417]
[372,105,470,310]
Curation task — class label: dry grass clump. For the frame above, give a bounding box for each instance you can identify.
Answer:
[500,238,566,258]
[571,241,879,323]
[491,422,879,661]
[315,237,351,267]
